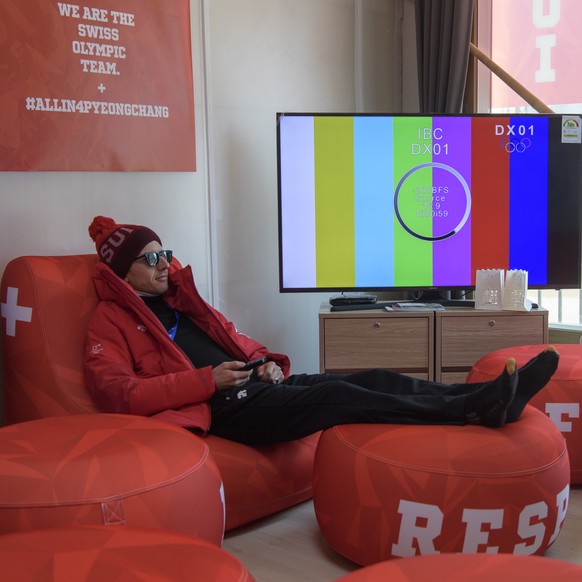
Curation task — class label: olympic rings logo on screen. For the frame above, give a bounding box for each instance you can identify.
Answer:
[500,137,531,153]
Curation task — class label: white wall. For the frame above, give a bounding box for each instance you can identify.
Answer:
[208,0,415,373]
[0,0,417,415]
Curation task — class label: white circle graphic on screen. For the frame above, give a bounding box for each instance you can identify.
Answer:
[393,162,472,241]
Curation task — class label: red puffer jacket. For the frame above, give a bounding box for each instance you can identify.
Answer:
[85,262,290,433]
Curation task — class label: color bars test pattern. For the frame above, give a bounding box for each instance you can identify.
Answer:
[278,114,551,290]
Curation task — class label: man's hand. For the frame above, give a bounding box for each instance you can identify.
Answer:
[256,361,284,384]
[213,360,285,390]
[213,361,252,390]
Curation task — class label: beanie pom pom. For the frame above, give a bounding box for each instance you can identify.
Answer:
[89,216,117,242]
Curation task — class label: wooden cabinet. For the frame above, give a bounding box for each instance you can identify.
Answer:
[436,309,548,383]
[319,309,434,379]
[319,306,548,383]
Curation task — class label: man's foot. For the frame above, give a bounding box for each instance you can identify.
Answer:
[506,346,559,422]
[465,358,518,428]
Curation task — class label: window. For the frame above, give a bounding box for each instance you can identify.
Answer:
[477,0,582,328]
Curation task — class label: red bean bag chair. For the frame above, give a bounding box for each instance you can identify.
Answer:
[1,254,318,532]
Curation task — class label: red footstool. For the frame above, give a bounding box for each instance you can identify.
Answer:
[313,408,570,565]
[334,553,582,581]
[468,344,582,483]
[0,526,255,581]
[0,414,225,544]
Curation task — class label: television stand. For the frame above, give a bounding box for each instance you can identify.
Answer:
[319,304,549,382]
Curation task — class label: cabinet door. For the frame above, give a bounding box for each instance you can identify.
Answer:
[439,313,547,369]
[321,315,432,377]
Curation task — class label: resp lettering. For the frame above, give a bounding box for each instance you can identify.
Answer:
[391,484,569,557]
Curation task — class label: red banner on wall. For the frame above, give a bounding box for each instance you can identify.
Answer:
[491,0,582,110]
[0,0,196,171]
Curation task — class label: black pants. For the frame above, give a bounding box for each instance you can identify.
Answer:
[208,369,486,445]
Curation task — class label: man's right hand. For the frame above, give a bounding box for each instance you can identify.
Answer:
[212,361,253,390]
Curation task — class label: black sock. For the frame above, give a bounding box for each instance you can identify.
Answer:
[506,347,559,422]
[465,359,518,428]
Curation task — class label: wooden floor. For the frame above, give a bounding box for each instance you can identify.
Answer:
[223,486,582,582]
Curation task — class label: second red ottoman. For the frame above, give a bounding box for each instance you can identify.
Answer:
[0,414,225,544]
[468,344,582,483]
[313,408,570,565]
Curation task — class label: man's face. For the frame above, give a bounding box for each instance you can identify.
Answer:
[124,241,170,295]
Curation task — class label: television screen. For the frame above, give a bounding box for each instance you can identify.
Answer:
[277,113,582,293]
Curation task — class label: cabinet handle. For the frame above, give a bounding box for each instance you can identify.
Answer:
[373,322,381,328]
[488,320,496,327]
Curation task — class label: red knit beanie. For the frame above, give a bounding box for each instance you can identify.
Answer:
[88,216,162,278]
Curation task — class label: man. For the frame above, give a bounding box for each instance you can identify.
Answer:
[85,216,560,445]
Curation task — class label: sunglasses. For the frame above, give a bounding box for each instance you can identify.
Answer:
[133,249,173,267]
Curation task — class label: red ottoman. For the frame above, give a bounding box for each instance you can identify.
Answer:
[313,408,570,566]
[0,414,225,545]
[468,344,582,483]
[334,553,582,581]
[0,526,255,581]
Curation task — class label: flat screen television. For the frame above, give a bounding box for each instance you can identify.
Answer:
[276,113,582,297]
